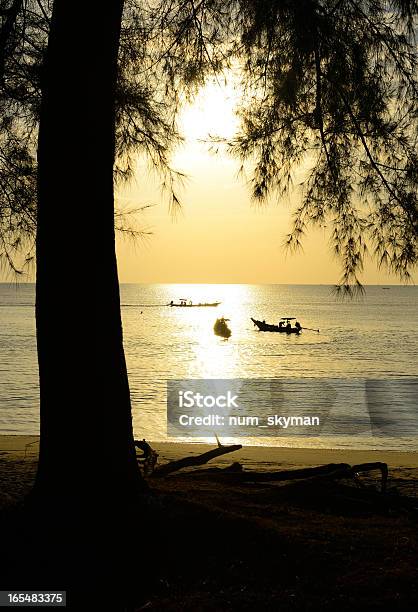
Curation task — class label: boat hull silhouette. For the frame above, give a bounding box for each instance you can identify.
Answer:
[169,302,221,307]
[251,318,301,333]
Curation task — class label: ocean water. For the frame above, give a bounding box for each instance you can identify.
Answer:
[0,283,417,450]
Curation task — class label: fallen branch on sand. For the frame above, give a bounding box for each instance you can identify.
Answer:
[181,461,389,493]
[137,440,388,493]
[152,443,242,477]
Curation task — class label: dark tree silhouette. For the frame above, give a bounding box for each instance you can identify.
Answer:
[229,0,418,292]
[0,0,416,504]
[1,1,416,290]
[0,0,181,276]
[143,0,417,291]
[35,0,142,503]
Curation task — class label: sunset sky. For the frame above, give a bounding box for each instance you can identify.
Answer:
[0,80,410,285]
[115,79,408,286]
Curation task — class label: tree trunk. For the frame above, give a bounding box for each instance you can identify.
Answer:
[35,0,142,506]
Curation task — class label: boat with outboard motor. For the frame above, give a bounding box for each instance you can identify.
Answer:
[251,317,302,333]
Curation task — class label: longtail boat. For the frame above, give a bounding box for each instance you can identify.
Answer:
[168,299,221,307]
[251,317,301,334]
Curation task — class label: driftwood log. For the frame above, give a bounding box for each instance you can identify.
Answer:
[152,444,242,477]
[140,439,388,493]
[184,461,389,493]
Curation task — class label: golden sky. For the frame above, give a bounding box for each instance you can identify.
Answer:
[115,80,408,285]
[0,80,409,285]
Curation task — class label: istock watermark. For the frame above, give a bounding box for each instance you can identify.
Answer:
[178,390,239,409]
[167,378,418,438]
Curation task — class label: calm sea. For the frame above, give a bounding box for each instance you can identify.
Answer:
[0,283,417,450]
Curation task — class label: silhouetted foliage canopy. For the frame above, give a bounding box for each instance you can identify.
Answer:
[0,0,417,289]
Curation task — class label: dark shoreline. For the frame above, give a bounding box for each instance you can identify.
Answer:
[1,435,417,610]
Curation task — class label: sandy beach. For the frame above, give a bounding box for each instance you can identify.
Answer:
[3,434,418,465]
[2,434,418,468]
[1,434,418,505]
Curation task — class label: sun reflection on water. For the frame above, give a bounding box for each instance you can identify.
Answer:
[167,283,251,380]
[127,284,418,450]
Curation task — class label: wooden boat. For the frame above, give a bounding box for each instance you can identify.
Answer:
[214,317,231,338]
[251,317,301,334]
[168,299,221,307]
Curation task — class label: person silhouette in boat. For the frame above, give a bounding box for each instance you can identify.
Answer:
[279,320,284,329]
[295,321,301,331]
[286,321,291,332]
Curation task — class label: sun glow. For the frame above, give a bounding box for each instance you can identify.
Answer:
[175,78,241,158]
[114,72,406,286]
